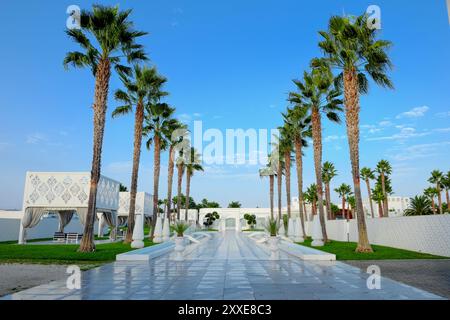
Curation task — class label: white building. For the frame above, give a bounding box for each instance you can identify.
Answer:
[363,196,410,218]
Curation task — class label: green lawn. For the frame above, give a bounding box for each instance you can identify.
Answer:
[0,238,154,266]
[298,238,446,260]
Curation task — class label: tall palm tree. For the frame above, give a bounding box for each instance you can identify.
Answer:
[317,14,393,252]
[424,187,439,214]
[335,183,352,220]
[64,5,147,252]
[144,103,176,239]
[428,170,444,214]
[184,148,204,221]
[278,124,294,219]
[322,161,338,220]
[165,121,188,222]
[112,65,166,243]
[175,148,186,220]
[289,64,343,243]
[360,167,376,218]
[375,160,392,217]
[271,140,285,222]
[443,171,450,212]
[259,156,277,219]
[282,105,311,237]
[404,196,433,216]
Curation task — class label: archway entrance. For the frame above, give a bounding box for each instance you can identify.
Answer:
[225,218,236,229]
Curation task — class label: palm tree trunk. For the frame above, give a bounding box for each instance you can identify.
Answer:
[365,179,374,218]
[284,151,291,219]
[166,145,175,221]
[294,137,306,236]
[79,58,110,253]
[269,175,274,219]
[378,201,383,218]
[446,189,450,212]
[185,173,191,221]
[431,198,436,214]
[342,197,345,219]
[344,68,372,252]
[381,173,388,217]
[277,164,282,222]
[303,202,307,222]
[124,99,144,244]
[436,184,443,214]
[311,107,328,242]
[325,183,332,220]
[149,135,161,241]
[176,164,183,220]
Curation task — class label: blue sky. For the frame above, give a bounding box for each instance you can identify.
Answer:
[0,0,449,209]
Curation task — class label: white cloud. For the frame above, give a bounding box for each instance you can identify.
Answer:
[396,106,429,119]
[366,127,430,141]
[26,133,48,144]
[178,112,202,123]
[435,111,450,118]
[433,127,450,133]
[388,141,450,161]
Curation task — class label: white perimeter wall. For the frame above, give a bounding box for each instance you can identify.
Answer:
[0,211,97,242]
[309,215,450,257]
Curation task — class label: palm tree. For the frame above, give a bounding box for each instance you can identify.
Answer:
[335,183,352,220]
[424,187,439,214]
[259,156,277,219]
[175,148,186,220]
[165,121,188,222]
[322,161,338,220]
[113,65,166,243]
[278,124,294,219]
[371,187,384,218]
[317,14,393,252]
[144,103,176,239]
[375,160,392,217]
[271,139,285,222]
[64,5,147,252]
[347,195,356,217]
[290,64,343,243]
[304,184,318,218]
[284,102,311,237]
[360,167,376,218]
[404,196,433,216]
[184,148,203,221]
[443,171,450,212]
[428,170,444,214]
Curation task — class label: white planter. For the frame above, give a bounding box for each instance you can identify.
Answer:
[267,236,280,260]
[162,218,170,242]
[131,214,144,249]
[173,236,186,261]
[287,218,295,239]
[153,216,163,243]
[293,218,304,243]
[311,214,324,246]
[279,222,285,237]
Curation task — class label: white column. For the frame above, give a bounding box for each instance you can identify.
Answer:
[287,218,295,239]
[18,224,26,244]
[293,218,304,242]
[97,213,104,237]
[131,214,144,248]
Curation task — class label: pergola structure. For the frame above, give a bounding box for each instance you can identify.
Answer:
[19,172,120,244]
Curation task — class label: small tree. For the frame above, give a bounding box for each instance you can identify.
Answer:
[243,213,257,229]
[203,211,220,228]
[228,201,242,208]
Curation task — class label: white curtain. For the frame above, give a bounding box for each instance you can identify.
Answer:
[22,207,48,228]
[102,211,117,240]
[57,210,74,232]
[75,207,88,225]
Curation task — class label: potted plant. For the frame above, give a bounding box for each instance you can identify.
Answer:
[244,213,257,230]
[265,217,280,260]
[171,221,189,261]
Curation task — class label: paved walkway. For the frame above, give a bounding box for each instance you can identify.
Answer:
[2,231,444,300]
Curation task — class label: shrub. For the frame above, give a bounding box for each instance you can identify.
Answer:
[171,221,189,237]
[243,213,257,229]
[203,211,220,228]
[265,217,279,237]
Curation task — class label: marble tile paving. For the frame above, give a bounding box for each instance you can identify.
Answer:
[2,231,445,300]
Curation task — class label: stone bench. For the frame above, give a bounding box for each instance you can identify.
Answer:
[279,242,336,261]
[116,242,174,261]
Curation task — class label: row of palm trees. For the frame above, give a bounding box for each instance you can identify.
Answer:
[64,5,203,252]
[425,170,450,214]
[260,13,394,253]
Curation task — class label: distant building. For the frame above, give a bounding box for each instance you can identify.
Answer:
[363,196,411,218]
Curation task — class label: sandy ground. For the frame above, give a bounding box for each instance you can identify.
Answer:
[345,259,450,299]
[0,264,69,297]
